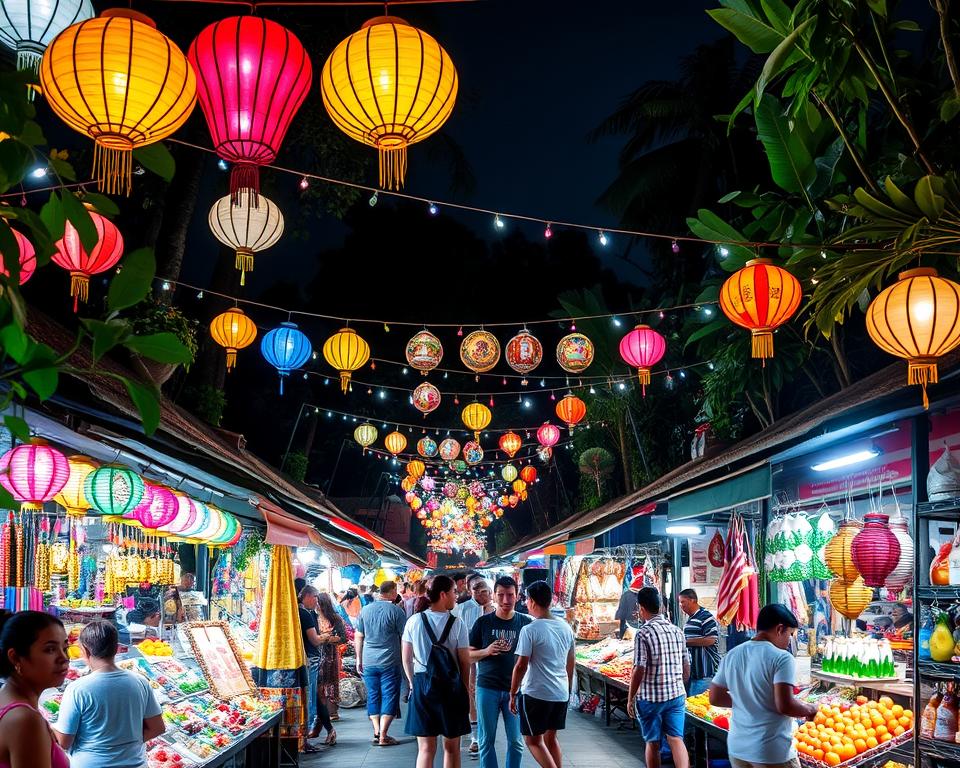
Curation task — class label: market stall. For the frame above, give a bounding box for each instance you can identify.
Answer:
[573,635,633,725]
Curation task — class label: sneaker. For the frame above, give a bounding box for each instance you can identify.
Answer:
[469,740,479,758]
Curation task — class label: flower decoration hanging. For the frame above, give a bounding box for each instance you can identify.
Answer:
[719,258,802,360]
[505,329,542,374]
[556,332,594,373]
[439,438,460,461]
[208,194,284,286]
[499,432,522,458]
[384,430,407,456]
[461,402,492,441]
[354,422,378,453]
[51,208,123,311]
[54,455,98,516]
[451,460,468,474]
[0,227,37,285]
[421,476,436,492]
[555,394,586,433]
[0,0,93,78]
[210,307,257,371]
[501,464,518,483]
[619,325,666,395]
[412,382,441,415]
[260,321,312,394]
[463,441,483,465]
[442,481,458,498]
[460,330,500,376]
[417,437,438,458]
[0,439,70,510]
[323,327,370,393]
[406,330,443,374]
[537,422,560,448]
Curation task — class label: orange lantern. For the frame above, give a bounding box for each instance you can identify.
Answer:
[555,394,586,433]
[718,258,801,360]
[828,577,872,620]
[520,466,537,484]
[512,479,527,494]
[210,307,257,371]
[824,520,862,582]
[406,459,425,479]
[462,402,492,441]
[400,476,415,492]
[384,431,407,456]
[498,432,522,458]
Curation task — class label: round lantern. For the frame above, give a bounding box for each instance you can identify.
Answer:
[0,0,93,77]
[460,330,500,375]
[451,459,468,474]
[412,382,441,415]
[501,464,518,483]
[439,438,460,461]
[0,228,37,286]
[499,432,522,458]
[443,481,458,498]
[409,497,422,512]
[323,327,370,394]
[40,9,197,195]
[719,258,802,360]
[619,325,666,395]
[537,422,561,448]
[508,494,519,508]
[463,441,483,466]
[384,431,407,456]
[406,460,426,480]
[208,194,284,286]
[160,492,199,535]
[85,465,145,518]
[136,483,178,530]
[400,476,415,493]
[850,512,901,587]
[54,455,98,516]
[512,479,527,495]
[520,466,537,484]
[824,519,862,581]
[505,329,543,374]
[211,511,240,546]
[261,321,312,394]
[195,504,226,542]
[462,402,492,441]
[828,576,872,620]
[422,477,436,493]
[884,515,913,592]
[354,423,378,453]
[406,331,443,374]
[51,208,123,311]
[555,394,586,433]
[417,437,438,457]
[176,499,210,539]
[210,307,257,371]
[189,16,312,201]
[320,15,457,190]
[537,446,553,464]
[556,332,595,373]
[866,267,960,408]
[0,439,69,510]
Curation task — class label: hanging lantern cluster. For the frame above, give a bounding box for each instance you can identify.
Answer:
[261,321,312,394]
[208,194,284,286]
[51,207,123,311]
[619,325,666,395]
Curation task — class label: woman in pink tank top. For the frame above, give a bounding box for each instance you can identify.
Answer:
[0,611,71,768]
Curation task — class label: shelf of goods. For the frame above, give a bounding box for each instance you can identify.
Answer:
[811,669,914,699]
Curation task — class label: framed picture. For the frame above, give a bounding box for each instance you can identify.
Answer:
[183,620,257,699]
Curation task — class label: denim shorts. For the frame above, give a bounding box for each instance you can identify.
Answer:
[363,665,401,717]
[636,695,685,743]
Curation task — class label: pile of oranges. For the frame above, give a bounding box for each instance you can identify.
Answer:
[794,696,913,766]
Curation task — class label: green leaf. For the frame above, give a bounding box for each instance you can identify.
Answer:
[882,177,922,218]
[685,319,733,350]
[759,0,792,34]
[61,191,97,254]
[124,332,193,365]
[0,323,29,363]
[133,143,175,182]
[0,139,32,194]
[686,209,754,264]
[914,176,946,221]
[756,17,815,102]
[122,377,160,436]
[0,486,16,512]
[48,155,76,182]
[852,187,907,221]
[891,19,921,31]
[79,318,130,361]
[81,192,120,217]
[754,95,816,194]
[0,219,20,285]
[866,0,887,16]
[22,347,58,400]
[39,191,65,242]
[2,415,29,443]
[17,121,45,147]
[107,247,156,312]
[707,7,783,53]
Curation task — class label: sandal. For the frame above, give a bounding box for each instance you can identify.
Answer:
[324,729,337,746]
[372,734,381,745]
[379,736,400,747]
[303,742,321,753]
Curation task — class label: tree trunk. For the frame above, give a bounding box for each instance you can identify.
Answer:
[830,329,853,388]
[617,412,633,493]
[156,145,206,294]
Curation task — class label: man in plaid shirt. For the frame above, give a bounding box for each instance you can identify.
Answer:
[627,587,690,768]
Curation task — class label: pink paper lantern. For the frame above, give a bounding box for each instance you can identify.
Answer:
[851,512,901,587]
[160,492,199,535]
[537,422,560,449]
[0,439,69,510]
[619,324,666,395]
[0,229,36,285]
[135,483,178,529]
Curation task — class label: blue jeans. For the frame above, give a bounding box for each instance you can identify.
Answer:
[688,677,712,696]
[306,656,320,727]
[476,686,523,768]
[363,665,402,716]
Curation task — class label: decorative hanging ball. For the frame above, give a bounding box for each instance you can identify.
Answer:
[51,208,123,311]
[400,476,415,493]
[260,321,312,395]
[850,511,901,587]
[501,464,518,483]
[0,227,37,285]
[354,422,378,453]
[718,257,802,360]
[443,481,458,498]
[421,477,436,493]
[505,329,543,374]
[188,16,312,202]
[0,439,70,510]
[160,491,199,535]
[537,446,553,464]
[84,464,144,517]
[40,9,196,195]
[406,330,443,374]
[384,430,407,456]
[0,0,93,79]
[556,332,595,374]
[406,459,426,480]
[176,499,210,539]
[323,327,370,394]
[54,455,98,516]
[462,402,492,441]
[412,382,441,415]
[537,422,561,448]
[865,267,960,409]
[439,438,460,461]
[136,483,178,530]
[520,466,537,484]
[555,394,586,433]
[512,479,527,494]
[320,15,457,190]
[463,441,483,465]
[498,432,522,458]
[451,459,468,475]
[823,519,862,582]
[828,576,872,620]
[417,436,438,458]
[208,194,284,286]
[884,515,913,592]
[210,307,257,371]
[460,330,501,375]
[618,324,666,395]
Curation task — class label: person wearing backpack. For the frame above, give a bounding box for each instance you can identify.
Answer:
[402,574,472,768]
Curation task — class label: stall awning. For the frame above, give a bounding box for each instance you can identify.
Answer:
[257,499,324,547]
[667,464,770,520]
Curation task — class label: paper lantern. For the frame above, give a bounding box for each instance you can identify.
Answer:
[460,330,500,375]
[210,307,257,371]
[506,330,543,374]
[824,519,862,581]
[208,194,284,286]
[501,464,518,483]
[451,459,468,474]
[406,330,443,374]
[406,460,425,480]
[160,491,198,535]
[0,439,69,510]
[195,503,226,542]
[412,382,441,415]
[261,321,312,394]
[401,476,415,493]
[85,465,144,518]
[0,228,37,285]
[176,499,210,539]
[537,446,553,464]
[0,0,93,77]
[884,515,913,592]
[499,432,522,458]
[320,15,457,190]
[619,325,666,395]
[417,437,438,458]
[354,422,378,453]
[866,267,960,408]
[512,479,527,494]
[556,332,594,374]
[462,402,492,441]
[537,422,560,448]
[439,438,460,461]
[188,16,312,201]
[51,208,123,311]
[385,431,407,456]
[555,394,586,433]
[211,511,240,545]
[40,9,196,195]
[54,455,98,516]
[463,441,483,465]
[520,466,537,484]
[136,483,177,530]
[850,512,901,587]
[829,577,872,620]
[719,258,802,360]
[323,327,370,394]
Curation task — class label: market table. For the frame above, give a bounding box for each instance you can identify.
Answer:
[200,710,283,768]
[574,662,631,727]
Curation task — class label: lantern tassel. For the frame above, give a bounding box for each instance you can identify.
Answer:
[93,142,133,197]
[279,374,285,396]
[69,273,89,313]
[638,368,651,397]
[751,330,774,359]
[16,48,42,102]
[339,371,351,394]
[225,349,237,371]
[378,145,408,190]
[235,249,254,286]
[230,163,260,206]
[908,359,938,409]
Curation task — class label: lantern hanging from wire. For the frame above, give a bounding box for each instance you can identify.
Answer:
[505,329,542,374]
[320,15,457,190]
[537,422,560,449]
[136,483,178,530]
[718,257,802,360]
[499,432,522,458]
[0,439,70,510]
[460,330,500,376]
[261,321,312,394]
[512,479,527,494]
[51,208,123,311]
[176,499,210,539]
[354,422,378,453]
[850,512,901,587]
[619,325,666,395]
[210,307,257,371]
[865,267,960,408]
[160,491,198,535]
[501,464,518,483]
[54,455,98,516]
[40,9,197,195]
[208,193,284,286]
[412,382,441,415]
[824,519,862,582]
[556,332,594,374]
[323,327,370,394]
[84,464,144,518]
[417,437,438,458]
[0,0,93,79]
[828,576,872,620]
[439,438,460,461]
[463,441,483,465]
[520,465,537,484]
[406,459,425,479]
[0,227,37,285]
[188,16,312,202]
[384,430,407,456]
[406,330,443,374]
[462,402,491,441]
[555,394,586,433]
[883,514,913,592]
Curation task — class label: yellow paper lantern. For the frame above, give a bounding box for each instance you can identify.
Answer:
[323,327,370,393]
[406,459,425,479]
[462,402,491,441]
[210,307,257,371]
[828,576,872,620]
[320,16,457,190]
[39,9,196,195]
[384,430,407,456]
[400,476,415,492]
[54,455,98,516]
[866,267,960,408]
[512,479,527,494]
[824,519,862,582]
[354,422,378,453]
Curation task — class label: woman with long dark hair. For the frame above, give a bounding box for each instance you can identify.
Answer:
[315,592,347,743]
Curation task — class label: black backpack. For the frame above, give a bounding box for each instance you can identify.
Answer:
[420,613,461,697]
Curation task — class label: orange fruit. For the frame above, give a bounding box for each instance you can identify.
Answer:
[875,725,888,737]
[825,718,835,729]
[879,696,894,708]
[903,709,914,720]
[866,736,878,749]
[853,739,867,754]
[879,733,893,743]
[840,743,857,760]
[835,723,846,734]
[866,728,877,738]
[887,719,899,732]
[815,713,827,726]
[893,726,905,737]
[813,749,825,761]
[856,695,868,705]
[891,705,904,717]
[830,736,843,747]
[897,715,911,728]
[825,752,841,766]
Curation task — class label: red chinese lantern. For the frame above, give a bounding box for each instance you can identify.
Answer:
[498,432,522,458]
[188,17,312,202]
[0,228,36,285]
[619,324,666,395]
[51,209,123,311]
[555,394,586,433]
[537,422,560,448]
[850,512,901,587]
[0,439,70,510]
[520,466,537,484]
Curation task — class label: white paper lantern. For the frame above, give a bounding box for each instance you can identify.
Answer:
[883,515,913,592]
[0,0,94,74]
[208,193,284,285]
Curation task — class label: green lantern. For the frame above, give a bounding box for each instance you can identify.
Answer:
[84,465,144,518]
[211,511,239,546]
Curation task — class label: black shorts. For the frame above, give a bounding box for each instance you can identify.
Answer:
[518,694,567,736]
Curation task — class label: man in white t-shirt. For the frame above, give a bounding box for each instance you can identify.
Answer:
[709,603,817,768]
[509,580,575,768]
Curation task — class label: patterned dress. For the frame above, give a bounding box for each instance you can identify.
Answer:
[318,615,347,702]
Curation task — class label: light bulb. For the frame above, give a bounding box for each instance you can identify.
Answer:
[217,159,228,171]
[598,230,608,246]
[494,215,504,230]
[544,223,553,239]
[912,301,934,322]
[428,202,438,215]
[719,246,729,258]
[369,191,378,207]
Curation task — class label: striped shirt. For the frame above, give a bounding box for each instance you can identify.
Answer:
[633,613,690,702]
[684,607,721,680]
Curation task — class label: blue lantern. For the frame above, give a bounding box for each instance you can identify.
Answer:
[261,322,313,394]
